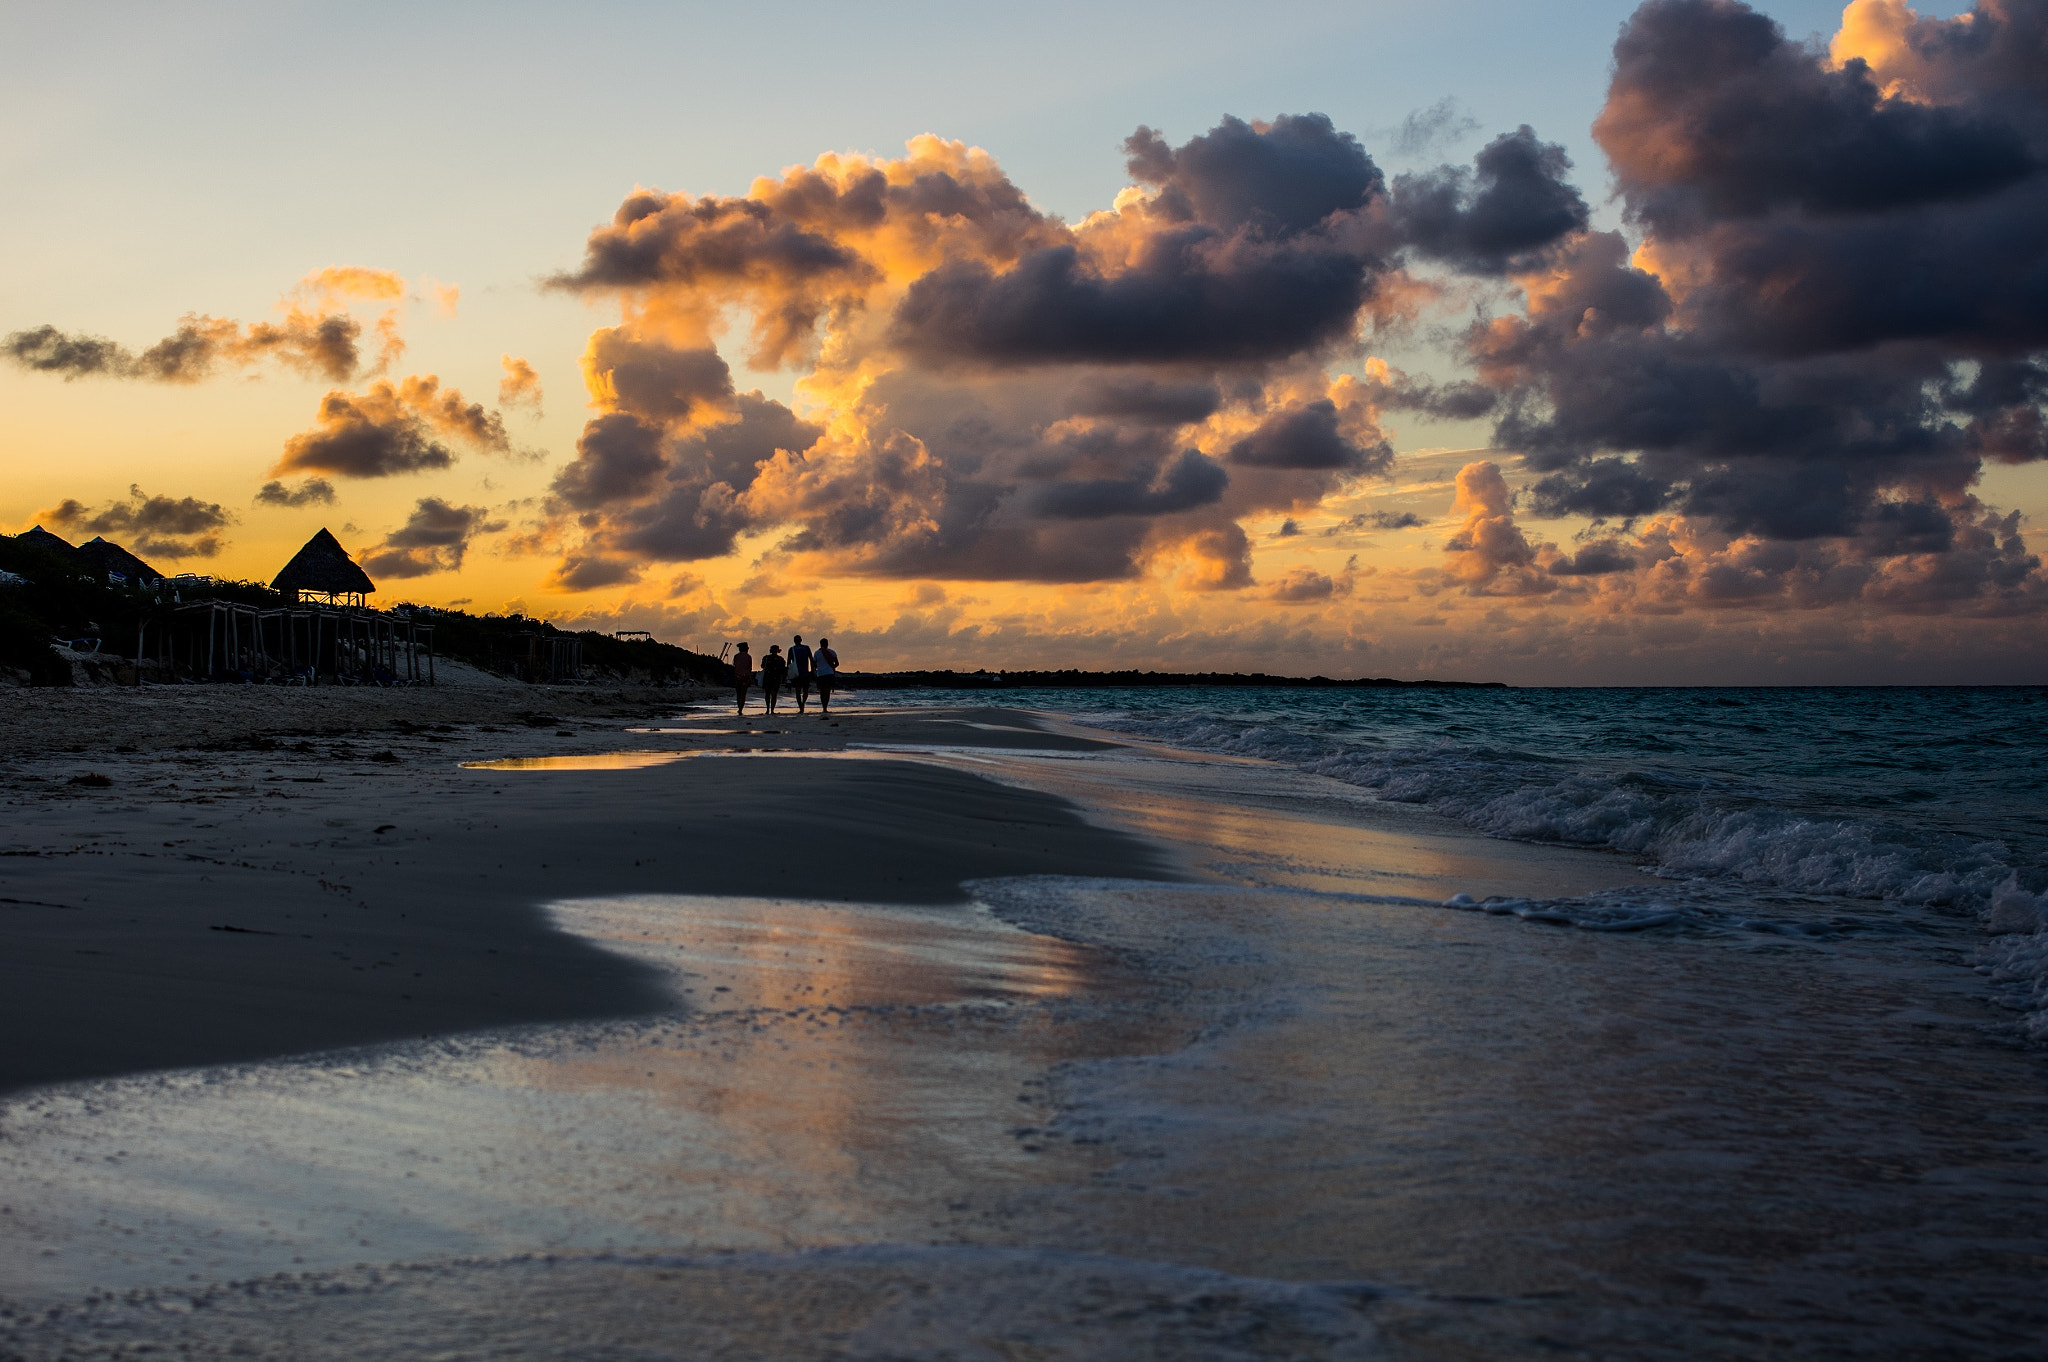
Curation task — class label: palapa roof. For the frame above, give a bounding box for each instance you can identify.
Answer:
[271,528,376,597]
[18,525,77,555]
[75,536,163,582]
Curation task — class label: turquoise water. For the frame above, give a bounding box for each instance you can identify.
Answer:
[860,685,2048,1030]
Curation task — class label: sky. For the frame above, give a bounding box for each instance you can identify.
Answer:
[5,0,2044,684]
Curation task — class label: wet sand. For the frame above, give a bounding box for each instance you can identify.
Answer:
[7,694,2045,1359]
[0,692,1162,1094]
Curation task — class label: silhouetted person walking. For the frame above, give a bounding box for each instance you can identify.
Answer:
[788,635,814,713]
[731,642,754,715]
[760,644,787,715]
[815,638,839,716]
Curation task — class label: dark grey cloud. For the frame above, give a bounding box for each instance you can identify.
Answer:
[5,314,361,383]
[1032,449,1228,519]
[1268,567,1342,601]
[549,192,869,294]
[601,395,827,562]
[4,326,127,378]
[1601,0,2034,234]
[1392,126,1590,273]
[1227,400,1391,472]
[1326,509,1425,534]
[1393,98,1480,159]
[1461,0,2048,611]
[553,414,667,511]
[255,478,337,508]
[892,114,1392,366]
[1074,376,1221,426]
[584,329,734,425]
[42,484,234,559]
[360,498,504,578]
[1548,540,1638,576]
[271,376,510,481]
[274,389,455,479]
[1527,456,1675,521]
[1123,112,1382,235]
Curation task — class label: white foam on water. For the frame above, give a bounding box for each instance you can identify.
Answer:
[1082,711,2048,1034]
[0,1246,1391,1361]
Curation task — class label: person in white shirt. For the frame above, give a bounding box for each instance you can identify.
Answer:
[814,639,839,716]
[787,635,814,713]
[730,642,754,715]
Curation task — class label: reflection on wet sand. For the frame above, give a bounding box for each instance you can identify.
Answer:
[0,894,1140,1305]
[895,739,1655,902]
[460,750,694,771]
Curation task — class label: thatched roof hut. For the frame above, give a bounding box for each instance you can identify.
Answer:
[17,525,77,557]
[74,536,163,583]
[272,528,375,605]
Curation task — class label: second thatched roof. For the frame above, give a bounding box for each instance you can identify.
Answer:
[75,537,163,582]
[272,528,375,597]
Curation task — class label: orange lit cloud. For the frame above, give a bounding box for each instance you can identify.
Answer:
[272,374,513,480]
[360,497,506,578]
[499,354,543,412]
[4,265,420,384]
[40,484,235,559]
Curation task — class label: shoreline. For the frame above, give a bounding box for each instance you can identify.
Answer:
[0,694,1171,1095]
[6,693,2048,1357]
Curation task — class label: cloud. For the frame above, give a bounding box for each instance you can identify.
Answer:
[1454,0,2048,615]
[1393,98,1481,159]
[4,265,416,385]
[6,313,361,383]
[542,124,1435,591]
[1443,461,1550,595]
[358,498,506,578]
[1326,509,1425,533]
[1032,449,1229,519]
[1391,126,1590,273]
[1227,398,1391,472]
[272,374,512,480]
[499,354,544,412]
[1268,566,1349,602]
[892,114,1394,366]
[254,478,337,508]
[41,484,234,559]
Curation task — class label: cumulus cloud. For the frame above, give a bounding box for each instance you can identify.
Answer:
[41,484,234,559]
[1268,564,1355,602]
[1391,126,1589,274]
[539,119,1482,590]
[499,354,544,412]
[359,498,506,578]
[892,115,1396,367]
[1443,461,1548,594]
[1326,508,1426,534]
[1392,98,1481,159]
[1455,0,2048,615]
[273,374,512,480]
[537,36,2042,629]
[254,478,336,508]
[4,266,412,385]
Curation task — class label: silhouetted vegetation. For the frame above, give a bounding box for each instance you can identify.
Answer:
[845,669,1506,689]
[0,532,723,687]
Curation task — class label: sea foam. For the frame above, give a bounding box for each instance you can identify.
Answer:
[1088,709,2048,1034]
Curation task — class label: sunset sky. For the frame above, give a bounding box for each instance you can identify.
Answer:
[6,0,2045,684]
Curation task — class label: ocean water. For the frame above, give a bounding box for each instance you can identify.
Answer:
[9,691,2048,1359]
[858,685,2048,1034]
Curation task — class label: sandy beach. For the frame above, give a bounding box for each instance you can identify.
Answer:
[0,688,1162,1093]
[3,687,2046,1359]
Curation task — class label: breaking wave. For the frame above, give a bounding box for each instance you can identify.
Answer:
[1096,711,2041,916]
[1083,704,2048,1037]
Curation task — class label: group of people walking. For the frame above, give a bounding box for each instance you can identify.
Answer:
[728,635,838,716]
